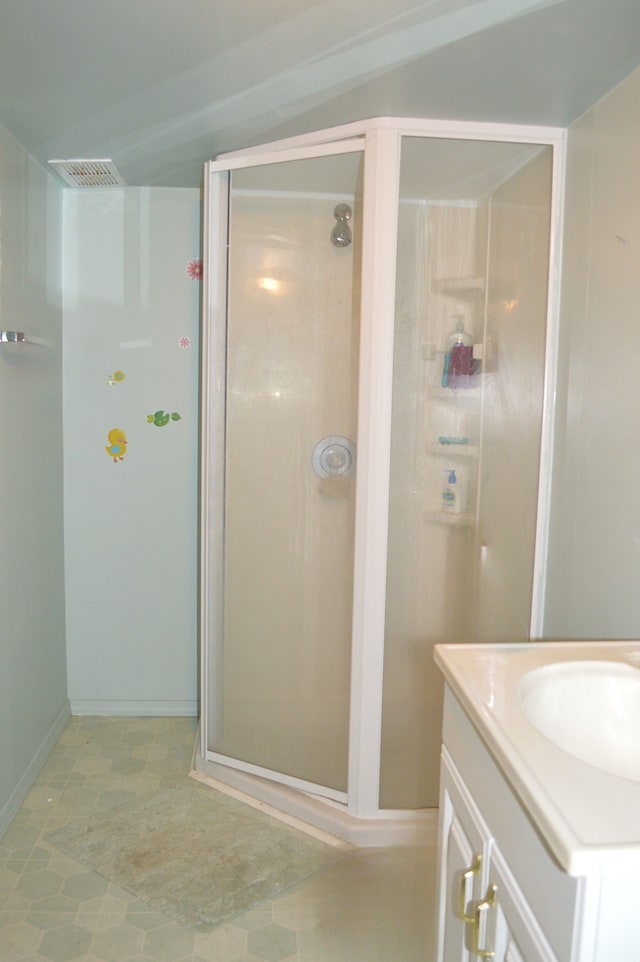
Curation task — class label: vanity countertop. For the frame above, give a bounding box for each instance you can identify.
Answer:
[434,640,640,876]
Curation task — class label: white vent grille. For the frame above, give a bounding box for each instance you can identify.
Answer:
[48,159,126,188]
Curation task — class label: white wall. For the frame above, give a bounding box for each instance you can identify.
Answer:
[63,187,201,713]
[545,66,640,638]
[0,125,67,836]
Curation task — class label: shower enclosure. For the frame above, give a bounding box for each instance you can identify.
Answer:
[195,118,565,844]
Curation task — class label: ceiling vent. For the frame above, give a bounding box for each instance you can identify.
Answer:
[47,159,126,188]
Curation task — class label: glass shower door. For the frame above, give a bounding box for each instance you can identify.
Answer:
[203,147,363,799]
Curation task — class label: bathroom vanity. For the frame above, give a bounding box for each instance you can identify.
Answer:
[434,642,640,962]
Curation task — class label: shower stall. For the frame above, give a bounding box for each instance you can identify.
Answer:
[194,118,565,844]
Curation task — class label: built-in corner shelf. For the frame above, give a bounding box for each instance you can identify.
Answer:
[424,509,474,528]
[0,330,26,343]
[431,276,485,299]
[428,441,478,459]
[427,384,481,401]
[0,330,50,347]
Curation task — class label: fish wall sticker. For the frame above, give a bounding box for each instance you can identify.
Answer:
[147,410,182,427]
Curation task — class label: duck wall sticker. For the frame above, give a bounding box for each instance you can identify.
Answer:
[105,428,127,463]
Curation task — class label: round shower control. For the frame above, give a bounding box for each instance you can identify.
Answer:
[312,436,356,479]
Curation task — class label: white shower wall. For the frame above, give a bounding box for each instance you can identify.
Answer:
[381,199,488,808]
[382,145,552,809]
[475,153,553,643]
[63,187,201,714]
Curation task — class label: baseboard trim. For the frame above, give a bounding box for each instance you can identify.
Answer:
[69,699,199,716]
[190,724,438,848]
[0,700,71,841]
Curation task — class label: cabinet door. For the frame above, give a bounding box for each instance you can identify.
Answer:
[487,847,560,962]
[436,749,493,962]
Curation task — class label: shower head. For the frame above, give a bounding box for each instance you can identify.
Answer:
[331,204,352,248]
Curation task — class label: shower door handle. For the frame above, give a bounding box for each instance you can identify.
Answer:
[311,436,356,479]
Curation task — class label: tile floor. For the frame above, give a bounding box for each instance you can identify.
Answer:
[0,717,436,962]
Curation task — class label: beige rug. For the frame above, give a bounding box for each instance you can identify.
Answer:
[48,782,344,932]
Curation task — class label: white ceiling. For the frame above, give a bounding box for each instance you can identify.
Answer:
[0,0,639,189]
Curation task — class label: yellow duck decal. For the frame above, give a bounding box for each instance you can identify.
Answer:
[105,428,127,463]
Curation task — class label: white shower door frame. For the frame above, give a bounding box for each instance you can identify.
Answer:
[200,136,366,807]
[200,116,566,825]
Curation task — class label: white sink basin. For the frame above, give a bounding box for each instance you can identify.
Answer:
[435,641,640,874]
[518,660,640,782]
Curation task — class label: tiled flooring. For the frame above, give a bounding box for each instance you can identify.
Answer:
[0,717,436,962]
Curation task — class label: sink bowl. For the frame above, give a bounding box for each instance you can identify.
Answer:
[518,660,640,782]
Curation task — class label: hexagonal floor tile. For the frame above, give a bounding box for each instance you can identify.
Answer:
[27,893,80,929]
[192,923,248,961]
[16,869,62,901]
[143,922,195,961]
[97,788,137,809]
[125,907,172,931]
[122,731,155,746]
[232,908,272,930]
[1,821,42,853]
[57,787,99,810]
[247,923,298,961]
[91,922,145,961]
[0,865,20,897]
[38,923,93,962]
[0,921,42,961]
[62,869,110,902]
[110,757,145,775]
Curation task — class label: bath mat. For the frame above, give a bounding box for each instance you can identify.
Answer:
[47,782,344,932]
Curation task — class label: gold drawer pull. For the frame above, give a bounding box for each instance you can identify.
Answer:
[458,852,482,923]
[472,883,498,959]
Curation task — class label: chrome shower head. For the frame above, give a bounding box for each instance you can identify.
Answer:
[331,204,352,248]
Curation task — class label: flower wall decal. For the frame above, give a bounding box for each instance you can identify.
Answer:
[178,336,191,349]
[185,258,203,280]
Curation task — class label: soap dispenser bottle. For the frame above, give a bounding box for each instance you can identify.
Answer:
[446,315,473,350]
[442,467,468,514]
[443,315,475,388]
[442,468,458,512]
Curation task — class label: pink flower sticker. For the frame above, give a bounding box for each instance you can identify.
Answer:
[185,258,203,280]
[178,336,191,349]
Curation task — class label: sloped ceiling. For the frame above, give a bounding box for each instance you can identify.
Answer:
[0,0,639,187]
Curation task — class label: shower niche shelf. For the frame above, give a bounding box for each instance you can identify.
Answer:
[431,276,485,299]
[0,330,50,347]
[427,442,478,458]
[427,383,480,404]
[422,344,484,364]
[424,509,474,528]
